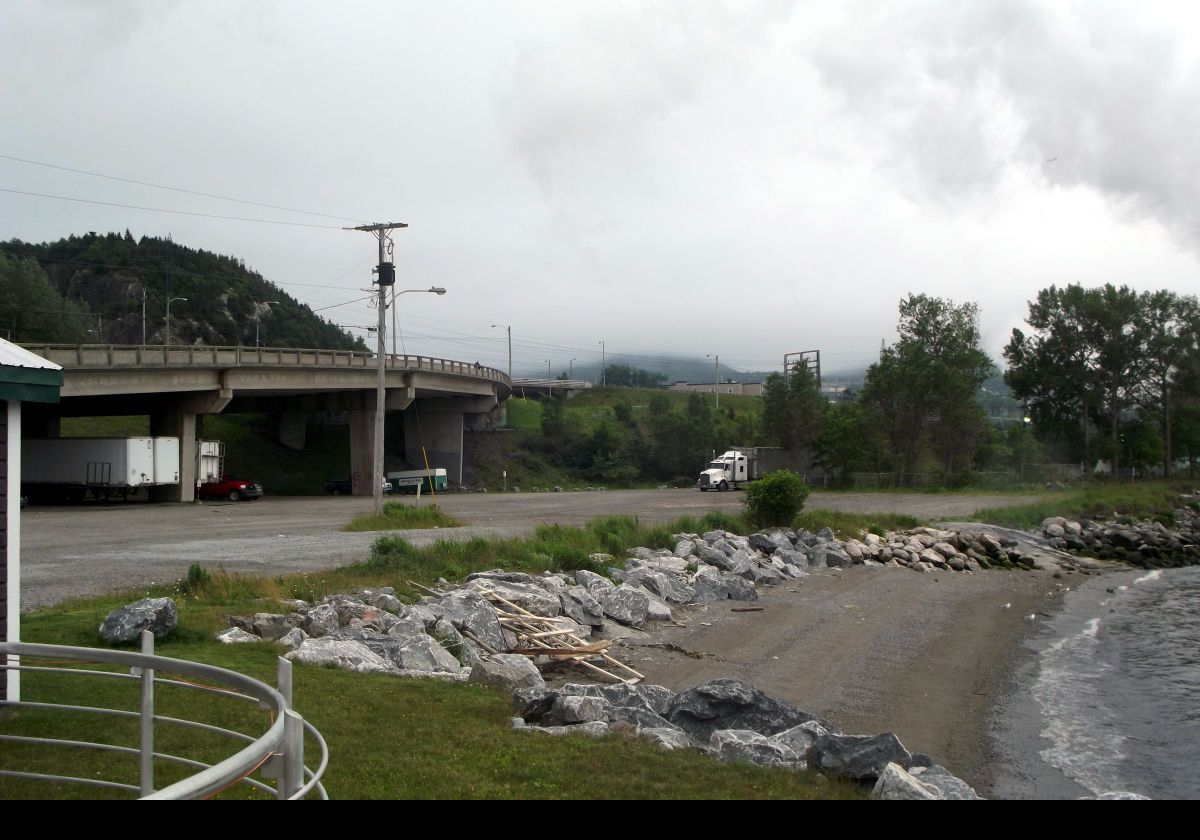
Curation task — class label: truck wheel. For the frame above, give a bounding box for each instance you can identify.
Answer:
[719,480,728,491]
[228,490,241,502]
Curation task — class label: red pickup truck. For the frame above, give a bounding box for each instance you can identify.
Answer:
[198,475,263,502]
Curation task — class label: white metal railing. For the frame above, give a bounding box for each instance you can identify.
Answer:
[0,632,328,800]
[18,344,511,388]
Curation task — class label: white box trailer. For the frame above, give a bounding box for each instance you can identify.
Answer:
[386,468,448,494]
[197,440,225,484]
[22,437,180,502]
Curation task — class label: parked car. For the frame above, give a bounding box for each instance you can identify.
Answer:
[198,475,263,501]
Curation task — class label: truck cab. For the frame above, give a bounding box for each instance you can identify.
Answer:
[698,450,750,491]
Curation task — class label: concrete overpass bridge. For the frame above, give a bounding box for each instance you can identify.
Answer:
[19,344,511,501]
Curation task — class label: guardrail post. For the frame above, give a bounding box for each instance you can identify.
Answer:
[139,630,155,796]
[282,710,305,799]
[276,657,293,707]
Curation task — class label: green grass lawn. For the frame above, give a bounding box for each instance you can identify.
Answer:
[973,480,1197,530]
[344,502,465,532]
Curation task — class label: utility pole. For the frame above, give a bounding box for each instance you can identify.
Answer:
[599,339,606,387]
[569,358,576,380]
[547,360,553,398]
[349,221,408,517]
[141,287,147,346]
[706,353,719,410]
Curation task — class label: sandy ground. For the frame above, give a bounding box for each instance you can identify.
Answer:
[607,564,1085,796]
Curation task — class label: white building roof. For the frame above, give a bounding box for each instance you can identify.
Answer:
[0,337,61,371]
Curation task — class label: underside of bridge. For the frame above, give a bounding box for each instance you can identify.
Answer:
[22,366,508,501]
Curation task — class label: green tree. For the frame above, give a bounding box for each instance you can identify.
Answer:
[0,253,92,343]
[860,294,992,483]
[1133,290,1199,475]
[761,361,824,457]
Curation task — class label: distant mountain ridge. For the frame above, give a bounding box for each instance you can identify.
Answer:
[1,232,363,350]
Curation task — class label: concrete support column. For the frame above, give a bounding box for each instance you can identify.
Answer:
[405,408,464,487]
[347,406,375,496]
[150,410,197,502]
[4,401,20,702]
[279,411,308,451]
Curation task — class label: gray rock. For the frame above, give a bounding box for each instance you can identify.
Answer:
[1080,791,1152,800]
[639,727,694,750]
[748,529,795,555]
[285,638,396,674]
[695,542,734,570]
[631,570,695,605]
[303,603,340,638]
[871,763,941,800]
[768,720,829,756]
[392,634,462,673]
[550,695,610,724]
[559,586,606,627]
[708,729,799,767]
[523,721,610,738]
[217,627,260,644]
[468,653,546,693]
[514,686,558,723]
[601,583,650,628]
[574,569,617,597]
[277,627,309,652]
[560,682,676,716]
[465,570,542,586]
[808,732,912,780]
[667,678,819,742]
[251,612,301,641]
[750,564,787,586]
[99,598,179,643]
[357,588,405,614]
[467,578,562,617]
[386,616,429,641]
[672,537,698,559]
[401,603,443,631]
[437,590,506,652]
[608,705,678,732]
[909,765,982,800]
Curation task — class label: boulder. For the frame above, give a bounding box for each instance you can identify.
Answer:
[909,765,982,800]
[467,579,562,617]
[437,590,506,652]
[601,583,650,628]
[391,634,462,673]
[523,721,610,738]
[708,729,799,767]
[608,705,678,732]
[559,586,606,628]
[560,682,675,716]
[303,603,340,638]
[632,570,695,605]
[357,588,405,614]
[808,732,912,780]
[672,537,698,558]
[667,678,818,742]
[468,653,546,693]
[549,695,610,725]
[574,569,617,598]
[99,598,179,643]
[217,627,260,644]
[639,727,694,751]
[285,638,396,674]
[767,720,830,756]
[871,763,941,800]
[748,530,794,555]
[251,612,301,641]
[277,627,309,652]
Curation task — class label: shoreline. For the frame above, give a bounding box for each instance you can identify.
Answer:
[610,564,1090,796]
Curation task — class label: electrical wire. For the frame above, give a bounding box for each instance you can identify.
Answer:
[0,152,364,224]
[0,187,346,229]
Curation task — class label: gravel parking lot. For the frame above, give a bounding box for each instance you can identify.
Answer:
[19,488,1036,608]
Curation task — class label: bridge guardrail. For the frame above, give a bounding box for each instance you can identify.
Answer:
[19,344,510,388]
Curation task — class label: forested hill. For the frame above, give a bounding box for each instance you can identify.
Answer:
[0,232,364,350]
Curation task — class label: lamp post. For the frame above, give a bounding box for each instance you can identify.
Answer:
[599,340,606,387]
[569,358,576,380]
[706,353,719,410]
[254,300,280,347]
[547,360,552,397]
[165,297,187,346]
[491,324,511,382]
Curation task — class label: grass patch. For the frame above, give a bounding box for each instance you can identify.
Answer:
[973,480,1197,530]
[793,509,923,540]
[344,502,464,532]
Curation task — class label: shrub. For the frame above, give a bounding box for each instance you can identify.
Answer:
[744,471,810,528]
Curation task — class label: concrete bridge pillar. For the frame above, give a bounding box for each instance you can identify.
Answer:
[149,410,197,502]
[347,405,375,496]
[405,408,464,487]
[279,411,307,450]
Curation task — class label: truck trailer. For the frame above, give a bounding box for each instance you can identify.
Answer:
[697,446,806,491]
[22,437,180,502]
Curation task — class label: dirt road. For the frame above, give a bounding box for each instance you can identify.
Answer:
[19,489,1036,608]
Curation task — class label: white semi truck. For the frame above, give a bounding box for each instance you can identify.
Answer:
[697,447,805,491]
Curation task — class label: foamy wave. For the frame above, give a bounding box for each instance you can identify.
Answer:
[1034,617,1125,794]
[1134,570,1162,585]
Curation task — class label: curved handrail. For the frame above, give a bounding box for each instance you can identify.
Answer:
[0,640,327,800]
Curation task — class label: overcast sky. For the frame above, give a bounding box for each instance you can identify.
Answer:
[2,1,1197,376]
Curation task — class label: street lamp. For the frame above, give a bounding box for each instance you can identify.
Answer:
[491,324,512,382]
[546,360,552,397]
[706,353,719,410]
[373,286,446,516]
[254,300,280,347]
[390,287,445,356]
[165,297,187,346]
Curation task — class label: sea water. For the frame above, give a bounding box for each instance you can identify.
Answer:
[1014,566,1200,799]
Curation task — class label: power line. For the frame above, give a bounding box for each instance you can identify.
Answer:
[311,294,375,313]
[0,187,346,229]
[0,153,364,224]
